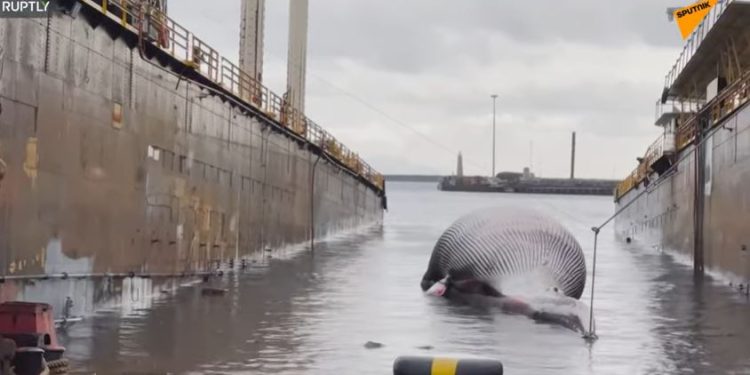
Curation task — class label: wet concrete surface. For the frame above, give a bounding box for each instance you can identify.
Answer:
[59,182,750,374]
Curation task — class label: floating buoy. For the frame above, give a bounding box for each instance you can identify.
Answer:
[393,356,503,375]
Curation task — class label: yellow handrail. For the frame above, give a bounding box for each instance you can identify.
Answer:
[81,0,384,191]
[616,72,750,200]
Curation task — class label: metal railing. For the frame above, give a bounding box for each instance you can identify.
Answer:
[654,98,702,124]
[675,71,750,150]
[82,0,384,191]
[616,71,750,199]
[664,0,734,91]
[614,170,637,199]
[644,134,665,163]
[614,135,667,199]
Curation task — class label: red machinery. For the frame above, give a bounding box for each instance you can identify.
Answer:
[0,302,68,375]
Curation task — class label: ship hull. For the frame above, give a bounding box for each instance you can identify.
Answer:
[615,101,750,282]
[0,5,384,314]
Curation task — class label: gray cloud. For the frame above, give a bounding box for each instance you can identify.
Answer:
[170,0,693,178]
[298,0,685,74]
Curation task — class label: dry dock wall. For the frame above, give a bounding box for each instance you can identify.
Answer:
[0,10,384,283]
[615,102,750,282]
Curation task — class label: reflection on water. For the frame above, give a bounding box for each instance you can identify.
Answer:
[59,182,750,374]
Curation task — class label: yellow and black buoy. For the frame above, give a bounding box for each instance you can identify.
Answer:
[393,356,503,375]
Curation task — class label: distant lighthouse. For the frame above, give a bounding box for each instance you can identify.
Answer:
[457,152,464,177]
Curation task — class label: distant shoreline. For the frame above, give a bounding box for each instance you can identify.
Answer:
[385,175,443,183]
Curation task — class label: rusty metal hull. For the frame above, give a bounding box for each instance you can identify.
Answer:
[0,7,383,297]
[615,101,750,282]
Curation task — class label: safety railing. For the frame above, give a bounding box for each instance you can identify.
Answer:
[617,71,750,200]
[614,135,665,199]
[675,118,698,150]
[81,0,384,191]
[675,70,750,149]
[664,0,734,90]
[615,170,638,200]
[654,98,702,124]
[644,135,665,163]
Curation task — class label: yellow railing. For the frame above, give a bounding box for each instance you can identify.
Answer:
[615,170,636,199]
[80,0,384,191]
[614,135,664,199]
[616,72,750,200]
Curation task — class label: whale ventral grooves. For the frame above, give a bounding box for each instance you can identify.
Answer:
[421,207,587,299]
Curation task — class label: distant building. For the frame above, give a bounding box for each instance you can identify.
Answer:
[522,167,534,179]
[496,171,523,182]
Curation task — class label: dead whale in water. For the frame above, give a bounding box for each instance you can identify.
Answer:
[421,207,593,335]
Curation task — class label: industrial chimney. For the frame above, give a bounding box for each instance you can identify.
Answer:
[570,131,576,179]
[287,0,309,114]
[239,0,265,84]
[457,152,464,177]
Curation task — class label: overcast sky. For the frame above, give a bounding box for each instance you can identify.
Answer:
[170,0,691,178]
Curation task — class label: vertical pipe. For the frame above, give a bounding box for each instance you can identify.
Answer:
[260,127,269,250]
[0,155,4,279]
[693,117,706,275]
[235,178,241,262]
[491,95,498,177]
[310,153,322,252]
[570,131,576,179]
[586,227,600,340]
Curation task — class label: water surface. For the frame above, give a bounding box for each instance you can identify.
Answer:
[60,182,750,374]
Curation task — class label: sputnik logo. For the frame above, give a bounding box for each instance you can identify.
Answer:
[672,0,719,39]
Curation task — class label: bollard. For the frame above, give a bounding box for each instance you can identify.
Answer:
[12,347,45,375]
[393,356,503,375]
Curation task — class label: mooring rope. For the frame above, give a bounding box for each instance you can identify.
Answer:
[584,227,599,340]
[582,111,734,341]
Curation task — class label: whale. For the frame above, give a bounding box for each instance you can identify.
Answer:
[421,207,593,334]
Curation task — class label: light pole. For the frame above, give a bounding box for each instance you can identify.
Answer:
[491,94,498,177]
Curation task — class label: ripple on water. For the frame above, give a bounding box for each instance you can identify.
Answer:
[59,183,750,374]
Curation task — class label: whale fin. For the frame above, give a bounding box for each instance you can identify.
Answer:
[523,294,594,335]
[531,310,586,334]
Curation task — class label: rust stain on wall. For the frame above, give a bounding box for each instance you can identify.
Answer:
[37,247,46,268]
[112,102,123,129]
[0,9,384,279]
[0,157,6,183]
[23,137,39,185]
